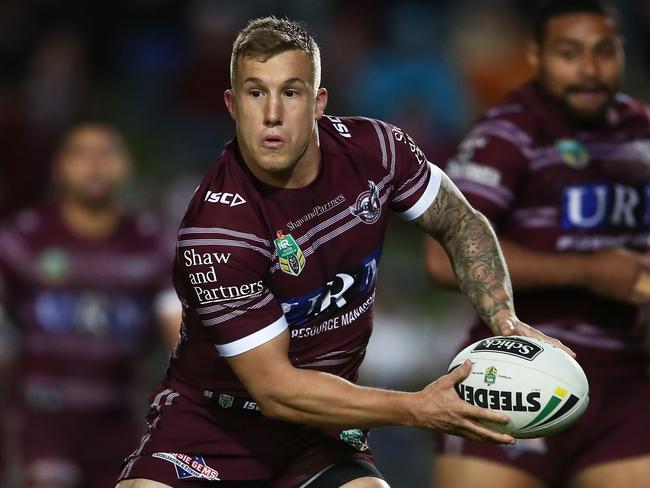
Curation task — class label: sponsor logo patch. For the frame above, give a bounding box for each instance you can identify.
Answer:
[350,181,381,224]
[472,337,543,361]
[152,452,220,481]
[281,247,380,329]
[561,183,650,230]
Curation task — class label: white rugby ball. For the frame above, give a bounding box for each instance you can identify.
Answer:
[448,335,589,438]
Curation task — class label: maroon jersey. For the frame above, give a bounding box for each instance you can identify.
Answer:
[446,81,650,377]
[0,206,174,411]
[169,115,441,397]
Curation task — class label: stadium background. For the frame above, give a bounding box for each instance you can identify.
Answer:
[1,0,649,486]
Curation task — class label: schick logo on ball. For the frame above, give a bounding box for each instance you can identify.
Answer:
[472,337,543,361]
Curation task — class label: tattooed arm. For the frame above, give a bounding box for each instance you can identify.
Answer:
[415,173,573,353]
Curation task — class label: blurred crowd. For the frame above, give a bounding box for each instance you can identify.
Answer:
[1,0,650,487]
[2,0,648,222]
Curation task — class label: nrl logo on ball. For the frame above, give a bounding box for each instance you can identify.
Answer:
[484,366,497,385]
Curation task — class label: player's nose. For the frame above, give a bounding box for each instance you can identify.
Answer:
[264,94,283,127]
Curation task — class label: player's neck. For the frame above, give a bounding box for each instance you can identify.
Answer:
[59,198,122,240]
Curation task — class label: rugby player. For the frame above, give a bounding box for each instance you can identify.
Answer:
[426,1,650,487]
[117,17,570,488]
[0,120,181,488]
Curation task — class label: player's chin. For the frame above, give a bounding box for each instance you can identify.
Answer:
[565,97,611,122]
[258,156,295,174]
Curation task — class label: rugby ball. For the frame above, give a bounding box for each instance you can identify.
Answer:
[448,336,589,438]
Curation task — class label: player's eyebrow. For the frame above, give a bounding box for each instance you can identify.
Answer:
[552,38,584,48]
[282,78,308,86]
[552,34,619,49]
[241,77,308,87]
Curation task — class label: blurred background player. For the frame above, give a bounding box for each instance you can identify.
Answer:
[0,119,181,488]
[426,1,650,487]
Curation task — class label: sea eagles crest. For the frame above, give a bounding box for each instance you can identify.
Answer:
[350,180,381,224]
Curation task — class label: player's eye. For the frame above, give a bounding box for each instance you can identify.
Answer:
[285,89,298,98]
[558,50,579,61]
[249,89,263,98]
[595,42,617,58]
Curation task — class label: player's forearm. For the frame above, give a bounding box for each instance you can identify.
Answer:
[426,236,589,290]
[498,240,591,289]
[442,210,515,331]
[416,175,515,331]
[255,367,420,429]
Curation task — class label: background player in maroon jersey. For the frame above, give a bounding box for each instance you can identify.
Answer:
[116,17,572,488]
[0,120,181,488]
[426,1,650,487]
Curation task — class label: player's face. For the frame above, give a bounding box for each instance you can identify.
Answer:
[225,49,328,187]
[531,13,623,124]
[55,125,130,208]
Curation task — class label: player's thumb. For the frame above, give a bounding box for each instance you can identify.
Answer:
[447,359,472,384]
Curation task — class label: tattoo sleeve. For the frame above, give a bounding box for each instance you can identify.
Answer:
[415,173,513,329]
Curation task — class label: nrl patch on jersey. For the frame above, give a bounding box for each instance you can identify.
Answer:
[274,231,306,276]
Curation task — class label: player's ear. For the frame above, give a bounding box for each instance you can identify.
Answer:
[526,40,541,72]
[224,89,236,120]
[315,87,328,120]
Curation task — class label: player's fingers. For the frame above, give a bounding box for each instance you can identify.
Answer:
[463,402,510,425]
[445,359,472,384]
[536,331,576,358]
[495,317,517,335]
[516,322,577,358]
[459,418,515,445]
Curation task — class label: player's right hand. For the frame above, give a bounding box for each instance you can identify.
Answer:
[416,359,515,445]
[583,248,650,304]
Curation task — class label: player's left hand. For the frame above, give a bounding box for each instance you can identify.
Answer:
[490,310,576,358]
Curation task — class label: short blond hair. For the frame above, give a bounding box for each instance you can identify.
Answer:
[230,16,321,88]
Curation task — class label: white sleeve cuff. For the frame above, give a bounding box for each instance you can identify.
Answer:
[216,315,288,357]
[154,288,182,318]
[397,163,442,221]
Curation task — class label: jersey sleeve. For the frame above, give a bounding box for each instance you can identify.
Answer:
[384,123,443,221]
[445,119,529,226]
[176,220,287,358]
[0,217,24,305]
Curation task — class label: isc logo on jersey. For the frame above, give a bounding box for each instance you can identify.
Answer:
[449,336,589,438]
[326,115,351,138]
[204,190,246,207]
[562,183,650,229]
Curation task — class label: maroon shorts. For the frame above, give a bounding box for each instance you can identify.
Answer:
[10,406,139,488]
[118,382,376,487]
[435,377,650,485]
